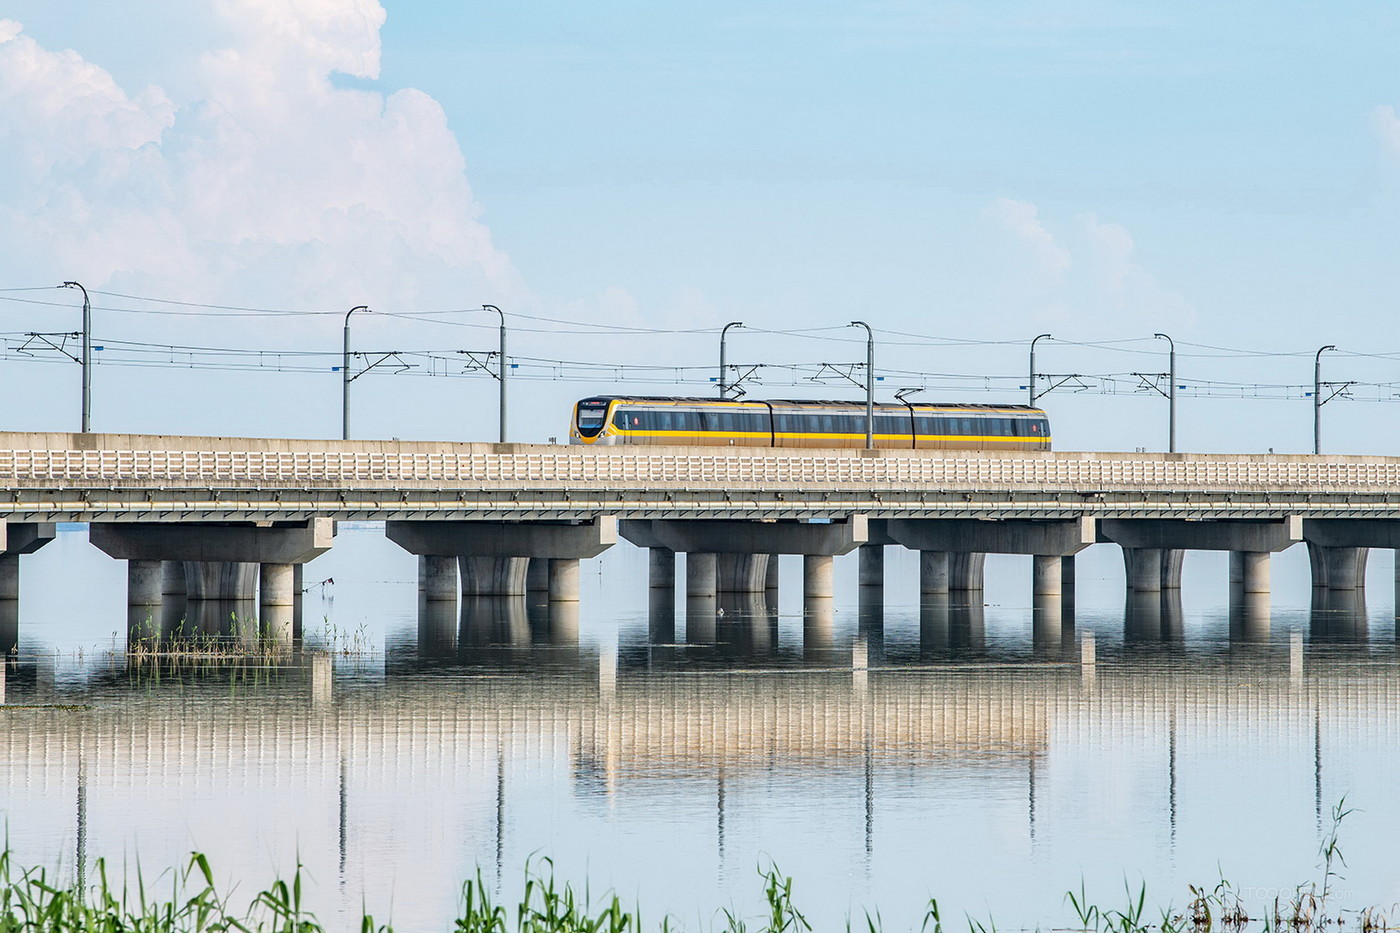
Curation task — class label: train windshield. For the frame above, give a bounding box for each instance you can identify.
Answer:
[576,399,610,435]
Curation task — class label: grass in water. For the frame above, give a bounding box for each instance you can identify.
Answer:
[0,806,1392,932]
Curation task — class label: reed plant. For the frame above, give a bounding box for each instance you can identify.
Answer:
[0,811,1394,933]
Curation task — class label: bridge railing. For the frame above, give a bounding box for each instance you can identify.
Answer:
[0,446,1398,491]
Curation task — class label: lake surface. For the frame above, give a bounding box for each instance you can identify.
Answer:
[3,525,1400,930]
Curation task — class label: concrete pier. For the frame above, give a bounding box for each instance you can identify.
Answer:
[1307,543,1368,591]
[262,604,295,645]
[717,553,769,593]
[0,523,56,602]
[920,551,949,596]
[649,548,676,589]
[1124,547,1164,593]
[858,545,884,588]
[526,557,551,594]
[1237,551,1271,594]
[387,517,616,598]
[185,561,258,600]
[548,558,581,602]
[1032,554,1063,597]
[128,559,164,606]
[803,554,834,600]
[162,561,187,596]
[0,600,16,655]
[418,555,458,600]
[259,563,296,608]
[623,516,866,603]
[687,552,717,598]
[765,555,780,590]
[0,556,17,602]
[1102,517,1300,598]
[91,520,333,605]
[949,552,986,592]
[459,556,529,596]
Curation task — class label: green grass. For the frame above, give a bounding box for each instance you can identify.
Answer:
[0,810,1391,933]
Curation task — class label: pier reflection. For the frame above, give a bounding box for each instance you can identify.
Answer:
[1310,589,1369,641]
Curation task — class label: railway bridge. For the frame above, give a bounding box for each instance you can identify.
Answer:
[0,430,1399,643]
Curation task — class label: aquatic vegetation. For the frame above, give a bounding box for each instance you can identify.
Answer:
[0,828,1396,933]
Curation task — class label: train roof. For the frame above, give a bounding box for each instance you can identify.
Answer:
[576,395,1046,412]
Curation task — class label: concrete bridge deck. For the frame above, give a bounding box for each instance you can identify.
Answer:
[1,432,1399,632]
[0,431,1398,522]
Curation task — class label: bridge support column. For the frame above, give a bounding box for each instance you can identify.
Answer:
[0,523,56,603]
[128,559,164,606]
[259,563,296,608]
[1101,517,1301,602]
[418,556,458,601]
[717,553,768,593]
[526,558,550,594]
[0,555,18,602]
[1162,549,1184,589]
[387,518,616,601]
[1124,547,1163,593]
[649,548,676,589]
[766,555,780,590]
[687,553,717,598]
[1032,555,1062,597]
[950,553,986,592]
[162,561,186,596]
[459,556,529,596]
[548,558,581,602]
[858,545,884,588]
[920,551,949,596]
[185,561,258,600]
[91,520,333,608]
[1235,551,1271,594]
[621,517,867,604]
[890,518,1094,600]
[1307,543,1369,591]
[804,554,835,600]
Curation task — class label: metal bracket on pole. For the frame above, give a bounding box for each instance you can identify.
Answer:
[344,351,414,383]
[1316,381,1355,407]
[17,332,84,363]
[1130,372,1172,399]
[808,362,868,389]
[719,363,763,397]
[456,350,502,379]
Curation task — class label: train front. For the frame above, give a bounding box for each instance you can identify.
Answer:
[569,397,619,444]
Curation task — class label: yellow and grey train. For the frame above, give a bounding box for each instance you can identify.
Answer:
[570,396,1051,450]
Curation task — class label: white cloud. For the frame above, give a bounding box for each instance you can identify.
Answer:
[981,197,1193,331]
[0,4,520,311]
[983,197,1072,286]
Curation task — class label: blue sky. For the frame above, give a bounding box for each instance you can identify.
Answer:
[1,1,1399,451]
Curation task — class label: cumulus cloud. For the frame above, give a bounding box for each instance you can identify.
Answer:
[983,197,1072,286]
[982,197,1193,331]
[0,3,519,311]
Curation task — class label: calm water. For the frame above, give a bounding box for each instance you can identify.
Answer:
[3,525,1400,930]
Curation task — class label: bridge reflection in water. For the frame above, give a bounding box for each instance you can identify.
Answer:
[1,593,1398,930]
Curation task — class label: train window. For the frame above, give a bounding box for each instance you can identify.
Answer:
[612,409,630,429]
[657,411,672,431]
[820,415,835,434]
[959,418,973,436]
[875,415,901,435]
